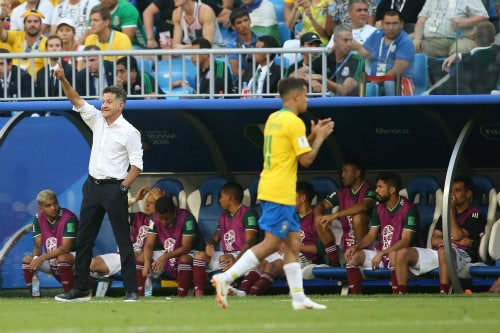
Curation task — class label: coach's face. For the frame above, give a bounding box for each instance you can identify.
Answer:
[101,92,124,124]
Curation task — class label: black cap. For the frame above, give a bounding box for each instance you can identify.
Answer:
[300,32,321,45]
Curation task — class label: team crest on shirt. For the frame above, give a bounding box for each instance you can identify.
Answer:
[341,66,350,77]
[297,136,309,149]
[113,16,120,27]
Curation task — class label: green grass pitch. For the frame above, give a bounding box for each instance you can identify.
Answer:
[0,291,499,333]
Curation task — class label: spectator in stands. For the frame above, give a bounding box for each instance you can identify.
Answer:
[231,181,320,296]
[352,9,415,96]
[226,9,258,80]
[285,32,324,92]
[241,35,282,96]
[314,159,376,267]
[192,182,259,297]
[375,0,425,34]
[211,77,333,310]
[0,9,47,76]
[49,0,100,44]
[84,5,132,61]
[115,56,161,99]
[142,0,175,49]
[326,0,377,31]
[172,0,224,49]
[488,277,500,293]
[413,0,489,59]
[138,195,205,297]
[75,45,115,97]
[0,48,32,100]
[323,24,365,96]
[240,0,281,45]
[22,189,78,296]
[286,0,330,45]
[100,0,147,49]
[36,35,73,98]
[90,187,164,292]
[9,0,53,34]
[56,19,81,66]
[189,37,235,95]
[394,176,486,294]
[344,172,419,294]
[436,21,500,95]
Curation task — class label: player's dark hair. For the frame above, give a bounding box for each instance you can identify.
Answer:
[278,77,307,99]
[297,181,315,204]
[343,158,366,178]
[376,172,402,192]
[453,176,474,193]
[117,56,139,72]
[155,195,176,215]
[221,182,244,203]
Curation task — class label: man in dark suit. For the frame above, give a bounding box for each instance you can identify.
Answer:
[241,35,282,97]
[0,48,32,105]
[75,45,115,98]
[36,36,73,98]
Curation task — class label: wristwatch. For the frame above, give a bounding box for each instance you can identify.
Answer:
[120,184,130,194]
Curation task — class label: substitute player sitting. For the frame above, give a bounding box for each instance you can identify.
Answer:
[138,195,205,297]
[192,182,259,296]
[22,190,78,296]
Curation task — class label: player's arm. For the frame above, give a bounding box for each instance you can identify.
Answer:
[299,118,334,167]
[142,232,156,276]
[334,198,376,221]
[206,229,221,255]
[32,236,43,257]
[165,234,194,260]
[53,62,85,109]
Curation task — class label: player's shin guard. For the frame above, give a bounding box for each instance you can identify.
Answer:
[177,263,192,297]
[390,268,398,294]
[22,262,34,294]
[346,265,363,294]
[249,273,274,296]
[239,269,261,294]
[325,242,340,267]
[136,261,145,296]
[58,262,74,292]
[192,259,207,297]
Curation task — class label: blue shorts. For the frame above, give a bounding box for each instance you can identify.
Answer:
[258,201,300,239]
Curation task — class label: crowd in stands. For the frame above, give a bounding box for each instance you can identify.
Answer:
[1,0,500,102]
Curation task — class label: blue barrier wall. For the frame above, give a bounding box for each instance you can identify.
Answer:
[0,95,499,289]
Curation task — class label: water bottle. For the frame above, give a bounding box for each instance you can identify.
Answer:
[241,82,250,98]
[145,275,153,297]
[32,272,40,297]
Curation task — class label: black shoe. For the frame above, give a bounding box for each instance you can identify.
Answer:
[54,289,91,302]
[124,292,139,302]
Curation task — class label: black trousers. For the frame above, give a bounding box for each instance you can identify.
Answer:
[74,177,137,293]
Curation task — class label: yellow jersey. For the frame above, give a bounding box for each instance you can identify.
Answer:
[84,30,132,62]
[6,31,46,76]
[258,108,311,205]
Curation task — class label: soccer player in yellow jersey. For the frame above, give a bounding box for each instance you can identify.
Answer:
[211,77,334,310]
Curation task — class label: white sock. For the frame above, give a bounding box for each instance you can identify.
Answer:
[283,262,306,302]
[220,249,260,284]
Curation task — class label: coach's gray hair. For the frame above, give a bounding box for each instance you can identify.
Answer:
[334,24,353,36]
[37,189,57,204]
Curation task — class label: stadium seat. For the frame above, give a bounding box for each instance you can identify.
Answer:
[470,175,498,262]
[412,53,429,95]
[268,0,284,22]
[277,21,292,45]
[157,57,197,89]
[365,82,379,97]
[243,176,261,216]
[135,58,153,75]
[308,176,338,206]
[400,175,443,248]
[152,178,187,209]
[186,177,229,243]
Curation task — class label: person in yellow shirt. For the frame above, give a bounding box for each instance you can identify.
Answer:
[211,77,334,310]
[84,5,132,62]
[0,9,47,76]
